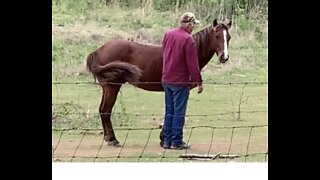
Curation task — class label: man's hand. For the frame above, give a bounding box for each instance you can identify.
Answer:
[197,84,203,94]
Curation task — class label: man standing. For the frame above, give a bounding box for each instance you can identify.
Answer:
[161,12,203,150]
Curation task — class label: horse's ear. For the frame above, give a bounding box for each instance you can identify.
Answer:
[213,19,218,27]
[227,20,232,28]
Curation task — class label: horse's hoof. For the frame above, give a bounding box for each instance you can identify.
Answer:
[107,140,121,147]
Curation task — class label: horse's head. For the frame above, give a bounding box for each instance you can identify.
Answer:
[211,19,232,63]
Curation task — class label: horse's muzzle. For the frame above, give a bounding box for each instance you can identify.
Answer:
[219,54,229,63]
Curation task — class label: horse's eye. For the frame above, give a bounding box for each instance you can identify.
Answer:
[215,36,219,39]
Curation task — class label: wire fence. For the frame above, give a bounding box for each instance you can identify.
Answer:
[52,81,268,85]
[52,125,268,162]
[52,81,268,162]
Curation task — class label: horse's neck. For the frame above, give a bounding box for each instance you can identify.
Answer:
[193,27,215,70]
[198,48,215,70]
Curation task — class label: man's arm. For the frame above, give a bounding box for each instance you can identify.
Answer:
[185,36,202,85]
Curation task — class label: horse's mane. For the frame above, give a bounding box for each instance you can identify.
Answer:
[215,23,230,30]
[192,26,214,68]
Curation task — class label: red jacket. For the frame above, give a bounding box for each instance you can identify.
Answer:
[162,27,202,86]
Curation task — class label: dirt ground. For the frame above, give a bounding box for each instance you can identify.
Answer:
[52,132,268,162]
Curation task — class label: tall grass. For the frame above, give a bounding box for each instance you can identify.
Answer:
[52,0,268,127]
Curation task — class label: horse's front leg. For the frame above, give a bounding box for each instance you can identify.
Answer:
[159,124,164,147]
[99,85,122,147]
[159,128,164,147]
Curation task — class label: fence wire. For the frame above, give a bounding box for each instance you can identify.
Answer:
[52,81,268,162]
[52,81,268,85]
[52,125,268,162]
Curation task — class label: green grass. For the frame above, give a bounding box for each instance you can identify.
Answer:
[52,83,267,128]
[52,83,267,162]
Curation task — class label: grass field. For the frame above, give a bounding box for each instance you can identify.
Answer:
[52,1,268,162]
[52,83,268,162]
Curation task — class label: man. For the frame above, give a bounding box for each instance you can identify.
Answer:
[161,12,203,150]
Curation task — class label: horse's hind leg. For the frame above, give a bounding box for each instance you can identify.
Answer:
[99,84,122,147]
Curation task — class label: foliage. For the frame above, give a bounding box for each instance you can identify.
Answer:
[52,0,268,128]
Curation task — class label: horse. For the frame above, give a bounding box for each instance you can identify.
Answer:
[86,19,232,147]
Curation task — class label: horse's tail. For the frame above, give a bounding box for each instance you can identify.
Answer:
[86,51,101,83]
[86,51,142,86]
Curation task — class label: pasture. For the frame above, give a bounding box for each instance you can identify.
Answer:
[52,0,268,162]
[52,82,267,162]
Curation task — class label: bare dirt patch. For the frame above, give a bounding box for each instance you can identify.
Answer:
[52,134,267,162]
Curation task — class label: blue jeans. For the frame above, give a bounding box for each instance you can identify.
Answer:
[162,83,189,146]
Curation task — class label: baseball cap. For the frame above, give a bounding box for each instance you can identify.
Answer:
[180,12,200,24]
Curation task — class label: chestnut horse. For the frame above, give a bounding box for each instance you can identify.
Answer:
[86,19,232,147]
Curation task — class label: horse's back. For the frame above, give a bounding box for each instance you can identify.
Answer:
[96,39,162,65]
[96,39,132,64]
